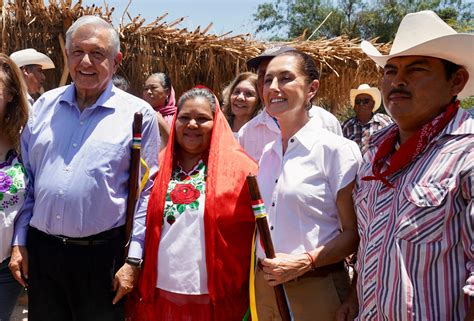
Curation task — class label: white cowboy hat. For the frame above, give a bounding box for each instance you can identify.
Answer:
[350,84,382,112]
[10,48,55,69]
[361,10,474,99]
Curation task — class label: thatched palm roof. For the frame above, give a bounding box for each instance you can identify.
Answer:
[1,0,390,115]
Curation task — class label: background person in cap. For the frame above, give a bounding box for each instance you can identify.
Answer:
[10,48,55,105]
[336,10,473,321]
[237,46,342,162]
[341,84,392,154]
[9,15,159,321]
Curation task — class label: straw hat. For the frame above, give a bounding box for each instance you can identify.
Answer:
[361,10,474,99]
[350,84,382,112]
[10,48,55,69]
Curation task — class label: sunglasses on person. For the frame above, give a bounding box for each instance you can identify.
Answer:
[355,98,373,105]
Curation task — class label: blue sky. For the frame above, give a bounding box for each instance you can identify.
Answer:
[81,0,269,39]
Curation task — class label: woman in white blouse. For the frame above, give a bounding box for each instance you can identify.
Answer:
[129,87,258,321]
[0,53,29,321]
[255,50,362,321]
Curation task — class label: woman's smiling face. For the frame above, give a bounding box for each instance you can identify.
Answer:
[230,79,258,119]
[263,55,315,118]
[175,97,214,156]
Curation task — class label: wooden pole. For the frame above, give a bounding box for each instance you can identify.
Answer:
[247,175,292,321]
[124,112,143,255]
[58,34,69,87]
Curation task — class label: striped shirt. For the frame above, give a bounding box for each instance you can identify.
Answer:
[342,113,393,154]
[354,109,474,321]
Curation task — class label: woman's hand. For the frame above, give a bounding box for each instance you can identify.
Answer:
[260,252,312,286]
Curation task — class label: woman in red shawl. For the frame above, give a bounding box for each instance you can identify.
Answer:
[142,72,176,148]
[132,87,257,321]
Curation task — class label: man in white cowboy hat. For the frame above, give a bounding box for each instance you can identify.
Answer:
[10,48,55,105]
[336,10,473,321]
[238,45,342,162]
[342,83,392,154]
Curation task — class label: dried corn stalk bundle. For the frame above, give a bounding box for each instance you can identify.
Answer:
[0,0,389,115]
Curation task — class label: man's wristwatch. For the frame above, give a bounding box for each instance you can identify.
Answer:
[125,257,143,268]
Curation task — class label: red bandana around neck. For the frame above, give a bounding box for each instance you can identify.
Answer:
[362,100,460,188]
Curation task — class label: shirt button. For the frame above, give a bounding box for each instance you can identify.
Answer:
[275,179,278,183]
[58,190,64,196]
[56,215,61,219]
[270,226,274,230]
[80,121,84,125]
[271,202,275,207]
[290,138,294,143]
[72,143,78,147]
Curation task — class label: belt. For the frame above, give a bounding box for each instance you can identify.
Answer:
[258,260,346,281]
[296,261,346,280]
[30,226,124,246]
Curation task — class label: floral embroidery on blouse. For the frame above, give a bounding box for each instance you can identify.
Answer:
[0,152,28,211]
[163,160,206,226]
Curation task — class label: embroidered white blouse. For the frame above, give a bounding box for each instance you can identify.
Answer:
[1,151,28,263]
[157,160,208,294]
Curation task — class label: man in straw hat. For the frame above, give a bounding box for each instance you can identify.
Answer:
[9,16,159,321]
[342,83,392,154]
[10,48,55,105]
[337,10,473,321]
[238,45,342,162]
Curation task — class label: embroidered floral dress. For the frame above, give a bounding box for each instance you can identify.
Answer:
[1,151,28,263]
[157,160,208,294]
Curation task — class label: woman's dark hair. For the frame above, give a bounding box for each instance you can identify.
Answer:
[177,87,217,114]
[277,50,320,83]
[0,53,29,150]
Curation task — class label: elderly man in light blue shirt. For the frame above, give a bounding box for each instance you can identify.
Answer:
[9,15,159,321]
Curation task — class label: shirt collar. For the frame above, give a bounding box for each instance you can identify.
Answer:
[355,113,381,126]
[27,94,34,106]
[60,81,117,110]
[261,110,280,133]
[368,108,473,150]
[443,108,474,136]
[290,117,323,151]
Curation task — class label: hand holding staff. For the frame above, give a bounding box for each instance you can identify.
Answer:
[246,175,293,321]
[124,112,143,255]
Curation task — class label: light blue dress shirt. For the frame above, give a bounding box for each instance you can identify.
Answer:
[13,81,160,258]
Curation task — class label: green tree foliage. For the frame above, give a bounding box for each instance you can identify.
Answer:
[253,0,473,41]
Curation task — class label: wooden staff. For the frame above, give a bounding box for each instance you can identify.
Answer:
[124,112,143,255]
[246,175,292,321]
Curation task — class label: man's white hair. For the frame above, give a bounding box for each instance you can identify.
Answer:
[65,15,120,57]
